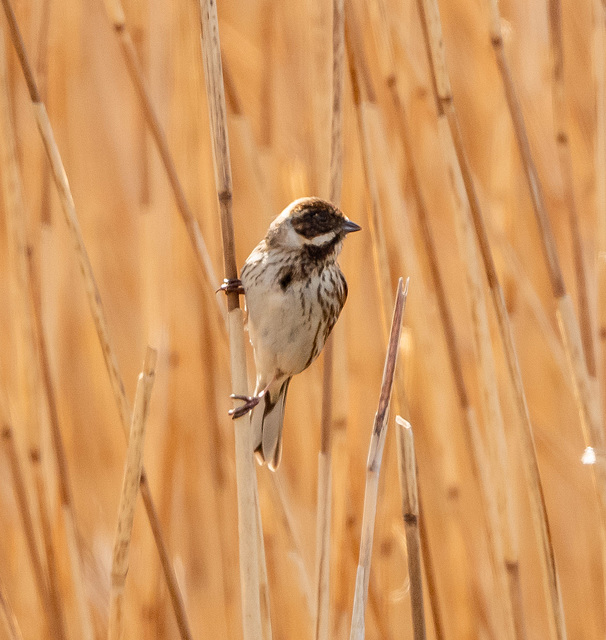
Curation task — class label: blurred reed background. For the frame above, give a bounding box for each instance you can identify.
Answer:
[0,0,604,638]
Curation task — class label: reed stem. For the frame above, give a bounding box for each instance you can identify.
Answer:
[349,278,408,640]
[315,1,345,637]
[395,416,426,640]
[109,347,157,640]
[199,1,265,638]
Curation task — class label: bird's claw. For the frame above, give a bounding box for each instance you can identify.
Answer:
[217,278,245,295]
[228,391,266,419]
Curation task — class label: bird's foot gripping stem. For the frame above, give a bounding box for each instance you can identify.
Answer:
[217,278,245,295]
[228,391,265,419]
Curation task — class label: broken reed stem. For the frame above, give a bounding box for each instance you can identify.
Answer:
[28,247,94,640]
[0,3,194,638]
[101,0,226,331]
[349,278,407,640]
[486,0,606,553]
[108,348,156,640]
[416,0,567,638]
[547,0,597,378]
[315,1,344,638]
[0,575,23,640]
[199,2,264,639]
[395,417,426,640]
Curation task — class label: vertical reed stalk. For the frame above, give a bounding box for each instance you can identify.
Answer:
[199,1,265,638]
[416,0,567,637]
[349,278,407,640]
[109,347,157,640]
[0,3,194,637]
[395,416,426,640]
[101,0,226,330]
[315,1,345,638]
[417,499,445,639]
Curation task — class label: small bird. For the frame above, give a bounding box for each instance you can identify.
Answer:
[228,197,360,470]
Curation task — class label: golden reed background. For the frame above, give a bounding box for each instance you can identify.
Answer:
[0,0,604,638]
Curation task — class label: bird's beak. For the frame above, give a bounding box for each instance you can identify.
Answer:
[342,219,362,234]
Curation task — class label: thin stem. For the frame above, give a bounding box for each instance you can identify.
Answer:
[199,2,265,639]
[349,278,408,640]
[315,1,345,637]
[395,417,426,640]
[109,348,157,640]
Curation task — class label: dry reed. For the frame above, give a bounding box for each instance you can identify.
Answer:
[350,277,407,640]
[395,416,426,640]
[108,347,156,640]
[315,0,345,637]
[199,0,264,637]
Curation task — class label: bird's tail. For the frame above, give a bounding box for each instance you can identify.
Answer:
[251,378,291,471]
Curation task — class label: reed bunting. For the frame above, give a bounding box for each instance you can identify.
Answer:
[225,197,360,470]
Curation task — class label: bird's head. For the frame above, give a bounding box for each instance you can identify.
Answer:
[267,197,361,258]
